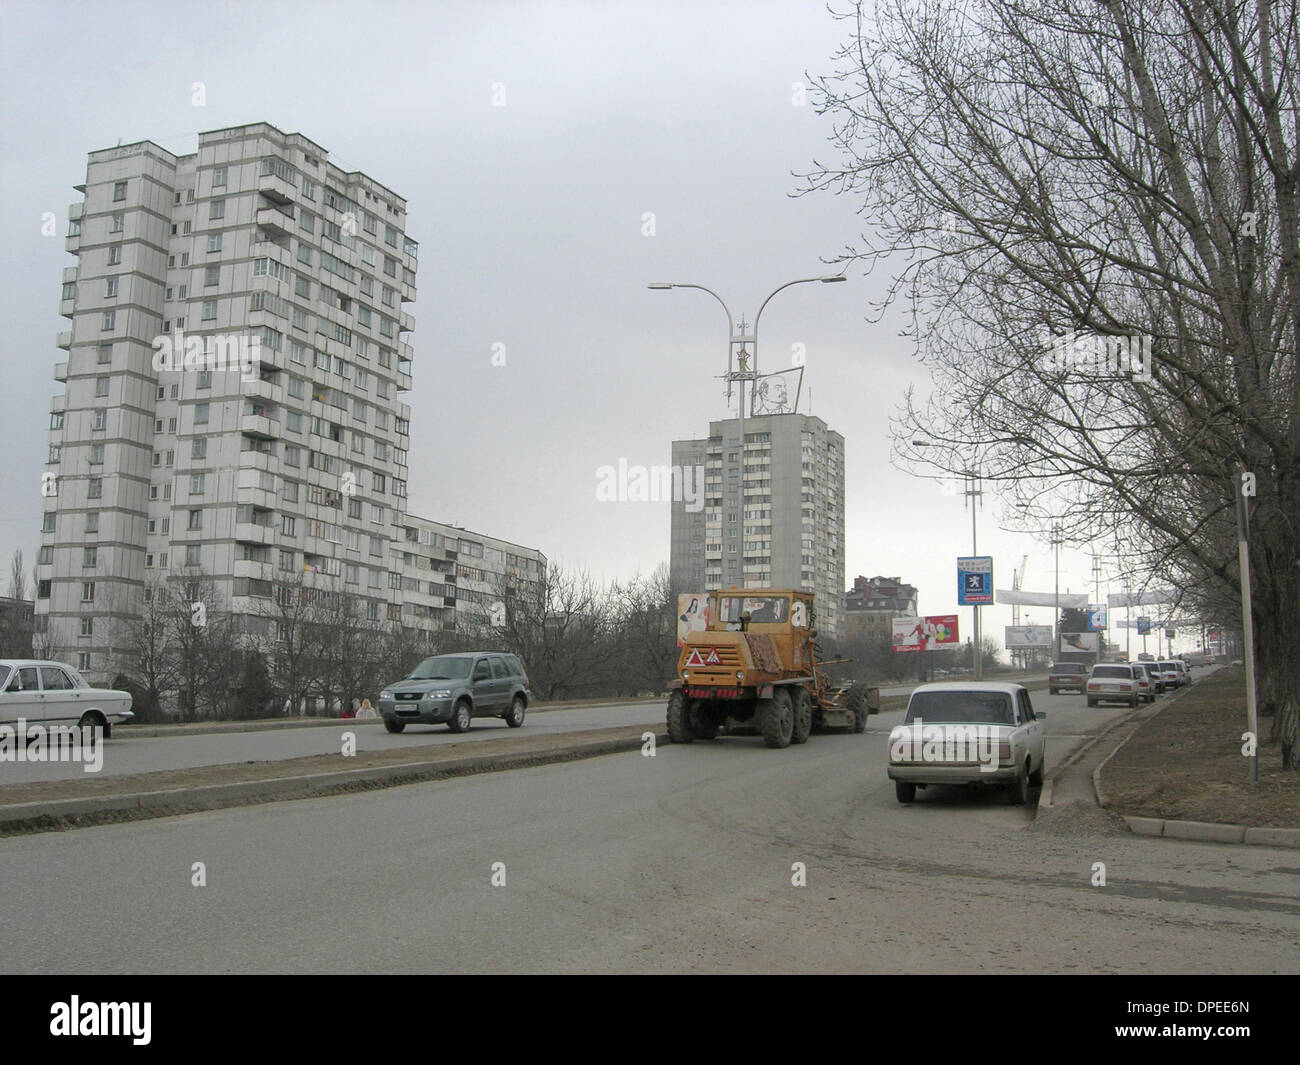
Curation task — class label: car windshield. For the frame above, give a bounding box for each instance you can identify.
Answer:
[408,656,472,680]
[716,596,788,624]
[1092,666,1131,678]
[905,691,1015,725]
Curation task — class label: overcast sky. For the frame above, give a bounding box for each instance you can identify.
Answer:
[0,0,1146,650]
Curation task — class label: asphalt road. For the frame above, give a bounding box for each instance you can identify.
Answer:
[5,679,1290,973]
[0,674,1044,784]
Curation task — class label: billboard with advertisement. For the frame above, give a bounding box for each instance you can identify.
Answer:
[1136,616,1152,635]
[1005,625,1052,649]
[893,615,960,652]
[1087,603,1108,631]
[676,594,709,647]
[1059,632,1101,654]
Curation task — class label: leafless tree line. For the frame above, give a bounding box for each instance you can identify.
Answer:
[801,0,1299,765]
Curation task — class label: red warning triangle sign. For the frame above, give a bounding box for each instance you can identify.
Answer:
[685,649,706,667]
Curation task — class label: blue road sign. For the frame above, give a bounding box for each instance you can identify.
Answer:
[957,556,994,605]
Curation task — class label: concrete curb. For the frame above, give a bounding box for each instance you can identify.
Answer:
[1037,710,1139,813]
[1089,681,1300,849]
[0,730,665,834]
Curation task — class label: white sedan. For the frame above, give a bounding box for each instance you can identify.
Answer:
[0,660,134,737]
[887,682,1047,805]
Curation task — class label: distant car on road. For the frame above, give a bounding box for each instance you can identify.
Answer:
[1048,662,1087,694]
[0,660,134,737]
[1156,661,1181,689]
[1087,663,1144,707]
[887,682,1047,806]
[377,652,530,733]
[1139,661,1166,695]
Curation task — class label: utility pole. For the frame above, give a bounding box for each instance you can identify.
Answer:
[964,469,983,680]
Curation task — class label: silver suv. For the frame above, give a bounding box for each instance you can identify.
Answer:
[378,652,530,733]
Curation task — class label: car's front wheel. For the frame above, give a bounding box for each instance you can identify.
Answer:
[505,696,526,728]
[383,716,405,734]
[447,700,472,733]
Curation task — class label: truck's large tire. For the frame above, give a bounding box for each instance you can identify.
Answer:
[790,687,812,744]
[847,686,869,733]
[759,689,793,749]
[666,690,694,744]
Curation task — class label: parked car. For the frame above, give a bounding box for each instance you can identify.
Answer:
[1139,661,1166,695]
[0,660,134,737]
[887,682,1047,806]
[377,651,530,733]
[1087,663,1144,707]
[1173,660,1191,685]
[1048,662,1087,694]
[1156,661,1181,689]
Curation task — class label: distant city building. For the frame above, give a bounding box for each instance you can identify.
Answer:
[670,412,845,640]
[843,575,919,643]
[38,122,543,681]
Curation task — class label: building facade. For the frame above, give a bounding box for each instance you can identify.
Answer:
[843,575,919,643]
[39,123,543,681]
[670,412,845,640]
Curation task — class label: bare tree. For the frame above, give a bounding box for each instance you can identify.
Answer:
[801,0,1299,765]
[110,574,177,722]
[608,565,677,696]
[8,548,25,600]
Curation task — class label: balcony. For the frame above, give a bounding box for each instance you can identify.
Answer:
[236,485,277,511]
[239,449,278,475]
[241,413,281,440]
[62,266,78,284]
[256,204,294,238]
[65,232,80,255]
[244,378,283,406]
[53,362,68,382]
[56,331,72,350]
[235,522,275,546]
[68,202,84,223]
[399,311,414,334]
[401,278,416,303]
[258,170,296,207]
[50,394,65,414]
[232,558,274,581]
[60,297,75,319]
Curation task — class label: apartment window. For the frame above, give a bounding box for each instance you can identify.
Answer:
[291,342,307,365]
[356,369,368,390]
[62,282,76,301]
[89,444,104,464]
[372,472,386,493]
[383,256,397,277]
[284,445,300,467]
[78,653,91,672]
[369,536,382,557]
[85,513,99,534]
[210,199,225,221]
[281,515,296,536]
[42,513,55,534]
[108,244,122,265]
[194,403,210,425]
[112,181,127,202]
[299,209,315,233]
[81,582,95,602]
[111,212,124,232]
[104,278,118,298]
[191,438,207,459]
[213,166,227,187]
[301,178,316,200]
[282,480,299,503]
[92,410,106,431]
[191,474,205,494]
[279,549,295,572]
[382,286,395,308]
[98,342,112,364]
[286,410,302,432]
[50,412,64,430]
[145,554,154,568]
[358,305,372,328]
[297,244,312,265]
[202,300,217,321]
[384,225,398,248]
[363,213,377,235]
[197,370,212,389]
[186,545,201,567]
[182,253,189,265]
[287,376,305,399]
[207,233,222,253]
[102,310,115,330]
[205,264,219,287]
[187,509,201,531]
[351,430,364,451]
[92,375,109,398]
[47,444,62,464]
[152,451,161,467]
[83,547,97,568]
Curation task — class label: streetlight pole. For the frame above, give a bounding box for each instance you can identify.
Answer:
[649,276,845,592]
[965,469,983,680]
[1052,523,1062,660]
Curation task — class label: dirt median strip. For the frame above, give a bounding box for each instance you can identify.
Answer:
[0,724,662,835]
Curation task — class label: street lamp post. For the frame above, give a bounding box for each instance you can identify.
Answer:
[649,275,845,591]
[1051,523,1062,658]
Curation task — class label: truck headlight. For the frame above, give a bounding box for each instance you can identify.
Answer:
[736,671,744,682]
[682,670,690,680]
[380,691,393,701]
[426,689,452,699]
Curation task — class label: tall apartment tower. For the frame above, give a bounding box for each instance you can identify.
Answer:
[669,413,845,640]
[38,123,542,683]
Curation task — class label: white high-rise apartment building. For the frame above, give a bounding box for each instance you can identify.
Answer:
[670,413,845,640]
[39,123,543,681]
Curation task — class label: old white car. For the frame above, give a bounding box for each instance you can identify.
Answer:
[887,682,1047,805]
[0,660,134,737]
